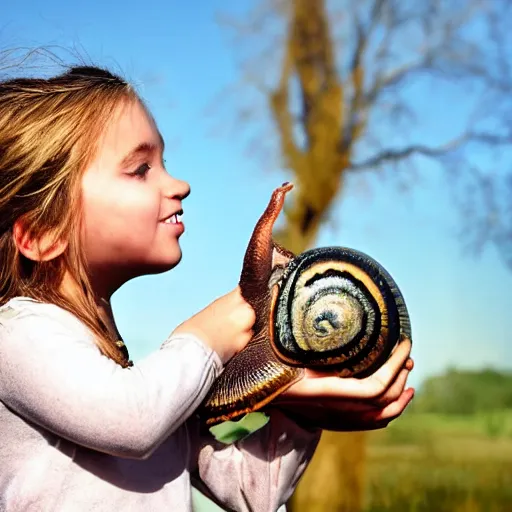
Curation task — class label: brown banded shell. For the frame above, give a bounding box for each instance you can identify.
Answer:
[269,246,411,378]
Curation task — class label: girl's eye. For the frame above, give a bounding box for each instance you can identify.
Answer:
[130,163,151,179]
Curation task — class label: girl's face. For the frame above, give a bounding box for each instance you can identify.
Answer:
[81,99,190,294]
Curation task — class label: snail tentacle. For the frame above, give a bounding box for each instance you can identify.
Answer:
[239,182,293,332]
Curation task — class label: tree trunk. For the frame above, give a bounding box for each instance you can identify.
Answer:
[274,225,367,512]
[289,431,367,512]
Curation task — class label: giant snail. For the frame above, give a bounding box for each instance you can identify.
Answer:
[199,183,412,426]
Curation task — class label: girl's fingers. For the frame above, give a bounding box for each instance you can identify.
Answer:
[362,387,415,423]
[357,339,412,398]
[282,339,412,400]
[371,368,410,407]
[278,373,411,414]
[275,388,415,432]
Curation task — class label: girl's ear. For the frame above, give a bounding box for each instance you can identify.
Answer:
[13,219,68,262]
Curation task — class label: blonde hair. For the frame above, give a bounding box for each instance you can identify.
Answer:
[0,65,140,367]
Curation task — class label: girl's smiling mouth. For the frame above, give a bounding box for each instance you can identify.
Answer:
[160,209,183,224]
[160,209,185,235]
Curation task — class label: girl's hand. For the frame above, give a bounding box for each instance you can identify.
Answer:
[172,286,255,365]
[272,339,414,431]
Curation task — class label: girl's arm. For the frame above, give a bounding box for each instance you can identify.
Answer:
[0,304,223,459]
[188,410,321,512]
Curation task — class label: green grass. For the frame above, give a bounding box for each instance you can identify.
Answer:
[193,410,512,511]
[364,410,512,512]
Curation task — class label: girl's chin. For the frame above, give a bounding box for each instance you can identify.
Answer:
[118,248,183,279]
[147,254,183,274]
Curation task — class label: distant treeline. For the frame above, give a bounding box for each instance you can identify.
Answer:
[411,368,512,414]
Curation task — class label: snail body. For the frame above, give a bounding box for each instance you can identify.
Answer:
[199,183,411,426]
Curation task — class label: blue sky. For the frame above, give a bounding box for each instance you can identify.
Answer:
[3,0,511,394]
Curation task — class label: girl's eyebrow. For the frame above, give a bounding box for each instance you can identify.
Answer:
[119,134,165,168]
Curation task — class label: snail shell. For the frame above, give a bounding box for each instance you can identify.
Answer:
[199,183,412,426]
[271,246,411,378]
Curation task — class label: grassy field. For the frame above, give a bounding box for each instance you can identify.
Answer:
[363,410,512,512]
[193,409,512,511]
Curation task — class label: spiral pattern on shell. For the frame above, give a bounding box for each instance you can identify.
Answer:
[271,246,411,377]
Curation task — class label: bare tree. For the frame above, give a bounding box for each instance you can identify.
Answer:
[211,0,511,510]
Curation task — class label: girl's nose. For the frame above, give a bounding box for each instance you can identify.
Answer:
[164,175,190,201]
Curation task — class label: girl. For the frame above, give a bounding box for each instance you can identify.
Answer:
[0,65,414,511]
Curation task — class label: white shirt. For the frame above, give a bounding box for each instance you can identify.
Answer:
[0,297,320,511]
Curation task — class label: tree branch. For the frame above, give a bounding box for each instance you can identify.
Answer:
[349,131,512,171]
[342,0,385,150]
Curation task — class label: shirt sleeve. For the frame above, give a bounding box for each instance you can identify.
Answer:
[188,409,321,512]
[0,304,223,460]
